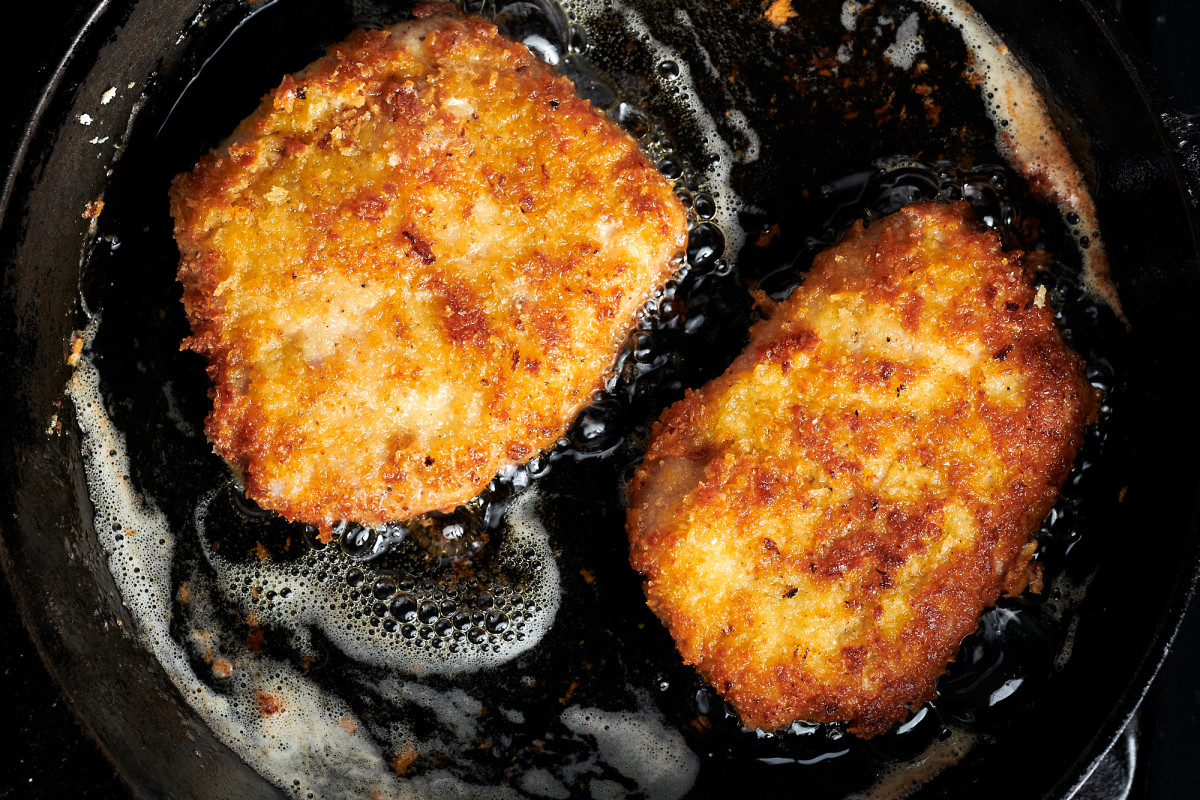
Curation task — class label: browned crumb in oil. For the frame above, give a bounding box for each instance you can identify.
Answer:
[391,743,418,776]
[67,332,85,366]
[764,0,798,27]
[255,690,283,716]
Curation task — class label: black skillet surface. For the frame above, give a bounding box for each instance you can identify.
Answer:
[2,0,1199,798]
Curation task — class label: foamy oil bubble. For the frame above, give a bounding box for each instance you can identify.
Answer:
[179,579,406,799]
[67,316,177,643]
[560,698,700,800]
[882,12,925,70]
[841,1,865,32]
[196,487,561,673]
[917,0,1124,322]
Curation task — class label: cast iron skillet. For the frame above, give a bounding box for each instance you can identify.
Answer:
[2,0,1198,798]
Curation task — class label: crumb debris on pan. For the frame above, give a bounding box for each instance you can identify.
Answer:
[764,0,799,27]
[67,331,85,366]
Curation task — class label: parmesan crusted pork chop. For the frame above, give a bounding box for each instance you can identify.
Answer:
[627,202,1097,736]
[170,5,687,533]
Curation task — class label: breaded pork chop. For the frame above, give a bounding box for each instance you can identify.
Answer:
[170,5,687,532]
[627,202,1097,736]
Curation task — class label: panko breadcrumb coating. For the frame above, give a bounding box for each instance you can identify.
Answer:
[627,202,1097,736]
[170,4,687,532]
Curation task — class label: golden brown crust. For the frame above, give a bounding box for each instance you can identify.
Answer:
[627,202,1097,736]
[170,8,686,531]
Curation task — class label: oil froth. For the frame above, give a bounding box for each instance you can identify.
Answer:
[882,12,925,70]
[561,698,701,800]
[196,487,561,673]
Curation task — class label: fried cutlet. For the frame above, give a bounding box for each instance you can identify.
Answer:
[169,4,687,532]
[627,202,1097,736]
